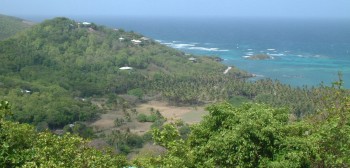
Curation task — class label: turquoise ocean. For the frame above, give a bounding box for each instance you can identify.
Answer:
[38,16,350,88]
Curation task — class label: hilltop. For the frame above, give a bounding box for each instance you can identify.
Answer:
[0,17,249,129]
[0,14,34,40]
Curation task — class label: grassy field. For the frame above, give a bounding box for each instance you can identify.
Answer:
[89,99,209,159]
[90,100,208,136]
[136,101,208,124]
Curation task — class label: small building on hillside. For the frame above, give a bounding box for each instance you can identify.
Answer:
[188,57,197,62]
[119,66,133,70]
[82,22,91,25]
[131,39,142,45]
[21,89,31,93]
[119,37,125,41]
[78,21,93,28]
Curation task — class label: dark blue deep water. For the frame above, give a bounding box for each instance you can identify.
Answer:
[71,17,350,88]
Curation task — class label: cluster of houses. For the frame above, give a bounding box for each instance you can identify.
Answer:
[71,20,198,71]
[77,21,151,46]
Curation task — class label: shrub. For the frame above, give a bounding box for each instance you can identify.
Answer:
[137,114,148,122]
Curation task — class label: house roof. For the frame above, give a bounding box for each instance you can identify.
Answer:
[119,66,133,70]
[131,39,142,43]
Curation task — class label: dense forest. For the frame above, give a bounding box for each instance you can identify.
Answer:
[1,16,350,167]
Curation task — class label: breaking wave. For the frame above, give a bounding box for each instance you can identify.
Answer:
[160,41,229,52]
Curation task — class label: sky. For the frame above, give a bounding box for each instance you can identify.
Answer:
[1,0,350,20]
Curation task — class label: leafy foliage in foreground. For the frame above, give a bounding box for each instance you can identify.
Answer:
[0,100,127,167]
[135,84,350,167]
[1,84,350,167]
[138,103,315,167]
[308,81,350,167]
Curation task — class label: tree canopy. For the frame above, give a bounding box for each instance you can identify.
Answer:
[0,100,127,167]
[0,14,33,40]
[135,92,350,167]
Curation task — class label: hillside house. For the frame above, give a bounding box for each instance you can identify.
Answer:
[82,22,91,25]
[189,57,197,62]
[131,39,142,45]
[119,66,133,70]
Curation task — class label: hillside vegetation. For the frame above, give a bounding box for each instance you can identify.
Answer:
[137,86,350,167]
[0,14,33,40]
[2,83,350,167]
[0,17,347,129]
[1,16,350,167]
[0,17,253,129]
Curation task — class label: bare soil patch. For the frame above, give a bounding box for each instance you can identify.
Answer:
[90,100,208,136]
[136,101,208,124]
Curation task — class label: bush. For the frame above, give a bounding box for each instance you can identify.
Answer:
[151,119,166,129]
[127,88,144,100]
[179,125,191,139]
[137,114,148,122]
[118,143,131,154]
[114,117,125,127]
[36,121,49,132]
[137,113,158,122]
[63,122,95,139]
[142,131,153,142]
[126,134,144,148]
[146,114,157,122]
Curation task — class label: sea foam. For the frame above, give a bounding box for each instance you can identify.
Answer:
[161,41,228,52]
[188,47,229,52]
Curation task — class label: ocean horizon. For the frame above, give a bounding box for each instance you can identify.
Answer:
[28,16,350,88]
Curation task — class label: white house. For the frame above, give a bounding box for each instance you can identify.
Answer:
[82,22,91,25]
[20,89,31,93]
[119,66,133,70]
[131,39,142,45]
[189,57,197,62]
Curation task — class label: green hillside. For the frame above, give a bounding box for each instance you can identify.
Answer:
[0,17,248,128]
[0,14,33,40]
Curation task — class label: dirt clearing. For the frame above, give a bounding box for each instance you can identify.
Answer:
[136,101,208,124]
